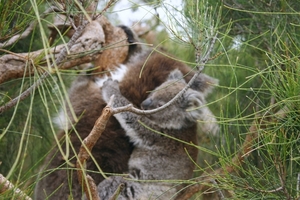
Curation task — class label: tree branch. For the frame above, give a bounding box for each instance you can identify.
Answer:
[0,0,127,115]
[76,96,115,200]
[0,16,107,114]
[0,173,32,200]
[0,6,61,49]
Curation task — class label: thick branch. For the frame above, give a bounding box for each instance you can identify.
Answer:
[0,3,132,116]
[76,96,115,200]
[0,174,32,200]
[0,17,107,114]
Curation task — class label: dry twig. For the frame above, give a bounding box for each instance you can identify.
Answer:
[0,173,32,200]
[0,6,60,49]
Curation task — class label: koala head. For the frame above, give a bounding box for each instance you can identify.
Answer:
[141,69,214,130]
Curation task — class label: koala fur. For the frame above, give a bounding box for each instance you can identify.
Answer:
[34,73,133,200]
[34,25,140,200]
[35,24,218,199]
[118,49,219,135]
[92,69,217,199]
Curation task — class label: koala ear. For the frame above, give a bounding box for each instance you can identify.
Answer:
[167,69,186,83]
[185,92,203,109]
[191,73,219,97]
[183,92,204,121]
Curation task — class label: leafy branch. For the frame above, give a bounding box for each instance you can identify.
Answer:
[0,0,119,114]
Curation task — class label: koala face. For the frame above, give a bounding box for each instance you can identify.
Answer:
[140,69,206,130]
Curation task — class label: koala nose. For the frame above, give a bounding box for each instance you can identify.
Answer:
[141,98,152,110]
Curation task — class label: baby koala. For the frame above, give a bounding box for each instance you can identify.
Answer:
[90,69,216,199]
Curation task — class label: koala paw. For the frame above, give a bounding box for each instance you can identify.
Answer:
[95,64,127,88]
[101,79,120,103]
[103,78,119,89]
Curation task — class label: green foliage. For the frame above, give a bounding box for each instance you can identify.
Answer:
[177,0,300,199]
[0,0,77,197]
[0,0,300,199]
[0,0,46,52]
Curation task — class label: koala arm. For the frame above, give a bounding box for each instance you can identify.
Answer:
[102,79,150,146]
[101,78,131,106]
[101,78,139,124]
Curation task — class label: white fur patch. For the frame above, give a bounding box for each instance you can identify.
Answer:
[111,64,128,82]
[95,64,128,87]
[53,109,69,130]
[95,74,108,88]
[114,113,145,147]
[197,106,219,135]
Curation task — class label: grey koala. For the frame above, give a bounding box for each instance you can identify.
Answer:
[92,69,216,199]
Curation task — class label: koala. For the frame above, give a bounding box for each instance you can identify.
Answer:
[34,25,140,200]
[118,50,219,136]
[35,24,218,199]
[34,72,133,200]
[92,69,217,199]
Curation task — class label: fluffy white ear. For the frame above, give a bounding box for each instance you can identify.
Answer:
[183,92,204,121]
[167,69,186,83]
[186,92,203,109]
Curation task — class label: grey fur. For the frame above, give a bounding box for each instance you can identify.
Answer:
[94,69,216,199]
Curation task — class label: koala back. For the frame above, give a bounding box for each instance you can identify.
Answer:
[35,73,133,200]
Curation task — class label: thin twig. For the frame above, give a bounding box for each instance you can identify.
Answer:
[246,185,283,193]
[94,0,118,20]
[0,6,59,48]
[297,173,300,197]
[0,21,89,114]
[108,183,125,200]
[211,179,225,200]
[0,174,32,200]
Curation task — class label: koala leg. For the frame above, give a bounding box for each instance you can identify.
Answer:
[89,176,177,200]
[84,176,141,200]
